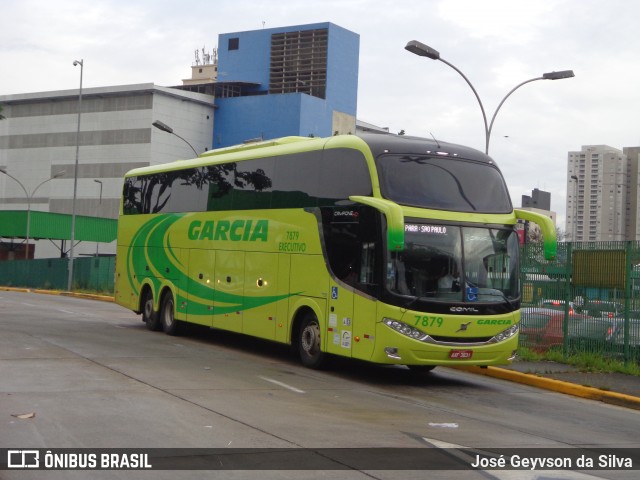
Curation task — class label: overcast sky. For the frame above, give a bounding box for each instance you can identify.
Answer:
[2,0,639,230]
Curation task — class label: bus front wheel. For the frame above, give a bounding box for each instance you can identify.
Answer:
[142,289,161,331]
[160,291,180,336]
[298,312,325,369]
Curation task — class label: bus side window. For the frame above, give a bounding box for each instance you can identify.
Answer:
[322,206,381,293]
[360,242,376,284]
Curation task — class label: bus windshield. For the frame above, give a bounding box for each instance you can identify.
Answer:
[386,222,520,304]
[376,154,512,213]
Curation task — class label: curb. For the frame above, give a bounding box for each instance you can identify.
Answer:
[58,291,115,302]
[0,286,114,303]
[454,365,640,411]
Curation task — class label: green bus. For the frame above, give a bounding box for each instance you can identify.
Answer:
[115,132,556,369]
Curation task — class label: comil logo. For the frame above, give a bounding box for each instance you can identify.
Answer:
[8,450,39,468]
[333,210,360,221]
[450,306,479,313]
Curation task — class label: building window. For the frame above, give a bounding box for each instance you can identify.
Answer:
[228,38,239,50]
[269,28,328,99]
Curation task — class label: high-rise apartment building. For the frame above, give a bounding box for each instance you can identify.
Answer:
[624,146,640,240]
[566,145,627,241]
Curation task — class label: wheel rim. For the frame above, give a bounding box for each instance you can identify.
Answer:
[301,321,320,356]
[144,296,153,320]
[163,298,174,328]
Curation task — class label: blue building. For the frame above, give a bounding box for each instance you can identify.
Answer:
[212,22,360,148]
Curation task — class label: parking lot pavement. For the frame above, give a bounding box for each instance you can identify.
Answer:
[3,286,640,411]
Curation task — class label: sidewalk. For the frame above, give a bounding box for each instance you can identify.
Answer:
[456,360,640,411]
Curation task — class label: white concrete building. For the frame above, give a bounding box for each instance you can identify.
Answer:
[0,83,215,258]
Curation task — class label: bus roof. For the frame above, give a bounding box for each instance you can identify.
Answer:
[357,132,497,166]
[124,132,497,178]
[199,136,313,157]
[124,135,364,177]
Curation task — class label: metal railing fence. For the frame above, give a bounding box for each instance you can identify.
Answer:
[521,241,640,364]
[0,256,115,293]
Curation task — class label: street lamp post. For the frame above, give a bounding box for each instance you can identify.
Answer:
[404,40,574,154]
[0,168,65,259]
[68,59,83,292]
[94,179,102,256]
[152,120,199,156]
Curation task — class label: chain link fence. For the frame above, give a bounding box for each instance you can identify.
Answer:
[0,256,115,293]
[521,241,640,364]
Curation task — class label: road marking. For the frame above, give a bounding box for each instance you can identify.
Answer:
[428,422,459,428]
[258,376,305,394]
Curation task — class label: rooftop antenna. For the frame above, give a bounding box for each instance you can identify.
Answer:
[430,132,441,149]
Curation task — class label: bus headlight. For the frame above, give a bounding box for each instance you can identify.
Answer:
[383,318,429,341]
[490,324,519,343]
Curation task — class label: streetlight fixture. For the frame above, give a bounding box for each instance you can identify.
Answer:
[68,59,83,292]
[0,168,65,259]
[404,40,575,154]
[404,40,489,152]
[94,179,103,256]
[152,120,199,157]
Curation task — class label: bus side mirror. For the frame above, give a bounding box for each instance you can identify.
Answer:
[349,196,404,251]
[514,208,557,260]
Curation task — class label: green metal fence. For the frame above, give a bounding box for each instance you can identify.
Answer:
[521,241,640,364]
[0,256,115,293]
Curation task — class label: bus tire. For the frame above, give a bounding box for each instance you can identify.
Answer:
[298,311,325,369]
[142,289,161,331]
[160,291,180,336]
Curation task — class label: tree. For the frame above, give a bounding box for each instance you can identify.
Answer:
[555,226,569,242]
[123,162,272,214]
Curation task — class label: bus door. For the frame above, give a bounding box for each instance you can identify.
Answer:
[322,206,381,360]
[186,249,216,327]
[327,281,354,357]
[212,250,245,333]
[352,242,378,361]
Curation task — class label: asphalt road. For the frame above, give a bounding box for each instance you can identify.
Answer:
[1,290,639,480]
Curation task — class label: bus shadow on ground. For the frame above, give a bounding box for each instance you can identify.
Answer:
[145,321,485,391]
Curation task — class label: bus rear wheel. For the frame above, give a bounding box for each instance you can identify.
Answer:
[160,291,180,336]
[142,289,161,331]
[298,312,325,369]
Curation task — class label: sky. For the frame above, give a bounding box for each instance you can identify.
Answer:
[2,0,640,230]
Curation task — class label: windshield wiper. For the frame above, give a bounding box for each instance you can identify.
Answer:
[477,288,516,309]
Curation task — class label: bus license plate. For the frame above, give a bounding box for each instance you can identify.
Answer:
[449,349,473,359]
